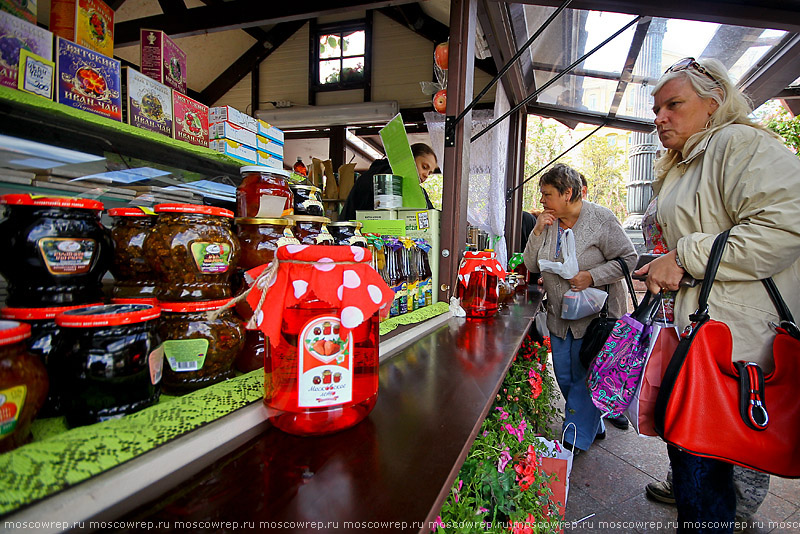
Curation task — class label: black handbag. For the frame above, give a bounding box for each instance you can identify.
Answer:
[579,257,638,369]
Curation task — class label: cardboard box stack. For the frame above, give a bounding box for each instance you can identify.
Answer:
[50,0,114,57]
[208,106,283,167]
[0,9,53,90]
[140,29,186,93]
[55,36,121,121]
[122,67,173,137]
[173,91,209,147]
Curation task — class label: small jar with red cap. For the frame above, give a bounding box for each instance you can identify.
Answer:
[157,299,245,393]
[108,206,158,299]
[144,203,240,301]
[1,304,100,416]
[0,320,49,452]
[237,166,293,218]
[54,304,161,427]
[243,244,394,436]
[0,194,113,307]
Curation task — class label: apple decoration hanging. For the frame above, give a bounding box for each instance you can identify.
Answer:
[434,42,449,70]
[420,40,449,114]
[433,89,447,114]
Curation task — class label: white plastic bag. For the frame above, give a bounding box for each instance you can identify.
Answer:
[538,228,579,280]
[560,287,607,320]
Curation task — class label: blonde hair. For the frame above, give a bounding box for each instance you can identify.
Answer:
[651,58,778,178]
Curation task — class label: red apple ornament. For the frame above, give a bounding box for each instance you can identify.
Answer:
[433,89,447,113]
[435,42,449,70]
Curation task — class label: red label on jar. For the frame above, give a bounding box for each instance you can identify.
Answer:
[297,316,352,408]
[38,238,96,275]
[0,385,26,436]
[190,242,232,273]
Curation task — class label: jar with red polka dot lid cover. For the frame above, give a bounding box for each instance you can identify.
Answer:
[237,244,394,436]
[456,250,507,319]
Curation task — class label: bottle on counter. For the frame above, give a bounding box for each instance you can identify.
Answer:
[416,239,433,307]
[385,239,407,317]
[403,239,418,313]
[293,157,308,177]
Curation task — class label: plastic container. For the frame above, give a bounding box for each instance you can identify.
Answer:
[327,221,368,247]
[0,194,112,307]
[0,320,49,452]
[54,304,162,427]
[237,166,293,218]
[108,207,158,299]
[144,203,240,301]
[287,215,334,245]
[235,217,299,270]
[372,174,402,209]
[158,299,245,393]
[289,184,324,217]
[1,304,100,416]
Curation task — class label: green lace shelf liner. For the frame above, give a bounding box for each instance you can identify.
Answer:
[379,301,450,336]
[0,369,264,516]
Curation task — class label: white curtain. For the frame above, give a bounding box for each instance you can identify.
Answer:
[425,80,511,268]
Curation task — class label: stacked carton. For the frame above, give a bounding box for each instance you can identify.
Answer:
[208,105,283,167]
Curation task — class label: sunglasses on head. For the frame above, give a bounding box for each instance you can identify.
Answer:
[664,57,719,85]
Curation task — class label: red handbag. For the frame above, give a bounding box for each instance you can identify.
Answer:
[654,230,800,477]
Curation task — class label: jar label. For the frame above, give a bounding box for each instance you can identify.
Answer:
[164,339,209,372]
[38,238,96,275]
[0,385,26,436]
[149,345,165,384]
[347,236,368,246]
[256,195,293,218]
[299,199,324,212]
[297,316,352,408]
[190,242,232,274]
[315,228,334,245]
[277,227,300,247]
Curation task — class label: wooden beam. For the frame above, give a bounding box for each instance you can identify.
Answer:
[108,0,126,10]
[526,102,656,132]
[504,110,527,257]
[477,0,529,106]
[115,0,419,45]
[200,21,305,106]
[157,0,187,16]
[199,0,271,42]
[739,33,800,109]
[329,125,347,170]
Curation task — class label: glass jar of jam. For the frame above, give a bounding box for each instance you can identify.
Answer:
[457,251,504,319]
[108,207,158,299]
[0,320,48,452]
[249,245,393,436]
[236,329,268,373]
[235,217,299,270]
[1,304,100,417]
[144,203,240,302]
[237,166,293,218]
[327,221,368,247]
[0,194,112,307]
[54,304,161,427]
[287,215,334,245]
[289,184,324,217]
[158,299,245,393]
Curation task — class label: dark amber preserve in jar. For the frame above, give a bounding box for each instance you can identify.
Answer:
[327,221,368,247]
[158,300,245,393]
[54,304,161,427]
[108,207,157,299]
[0,321,48,452]
[144,204,240,301]
[236,329,268,373]
[289,184,324,217]
[265,292,379,436]
[0,194,112,307]
[287,215,334,245]
[237,166,293,218]
[235,217,299,270]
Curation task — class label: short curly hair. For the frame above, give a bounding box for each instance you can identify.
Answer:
[539,163,582,202]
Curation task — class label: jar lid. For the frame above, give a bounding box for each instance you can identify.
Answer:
[0,320,31,345]
[56,304,161,327]
[327,221,363,229]
[108,207,157,217]
[240,166,292,178]
[285,215,330,223]
[157,299,231,313]
[1,193,104,211]
[289,184,320,193]
[1,303,104,320]
[235,217,293,226]
[110,297,160,306]
[155,203,234,218]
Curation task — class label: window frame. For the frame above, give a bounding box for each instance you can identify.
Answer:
[309,16,372,103]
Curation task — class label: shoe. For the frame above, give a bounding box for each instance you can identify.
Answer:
[595,430,606,440]
[607,415,629,430]
[645,480,676,505]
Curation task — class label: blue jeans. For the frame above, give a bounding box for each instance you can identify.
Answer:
[668,445,736,533]
[551,330,602,450]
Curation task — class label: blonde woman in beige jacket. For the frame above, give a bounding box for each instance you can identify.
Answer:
[523,163,636,454]
[636,57,800,531]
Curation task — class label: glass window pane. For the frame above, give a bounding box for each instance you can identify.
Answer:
[341,57,365,83]
[319,34,341,59]
[320,60,341,84]
[343,30,365,56]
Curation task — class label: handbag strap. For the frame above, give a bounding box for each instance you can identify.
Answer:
[598,258,638,318]
[694,229,730,318]
[762,277,795,324]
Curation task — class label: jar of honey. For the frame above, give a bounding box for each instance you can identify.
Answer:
[108,207,158,299]
[0,320,48,452]
[235,217,299,270]
[286,215,334,245]
[237,166,293,218]
[327,221,368,247]
[246,245,393,436]
[289,184,324,217]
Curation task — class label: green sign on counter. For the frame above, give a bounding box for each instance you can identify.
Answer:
[358,219,406,236]
[379,114,428,208]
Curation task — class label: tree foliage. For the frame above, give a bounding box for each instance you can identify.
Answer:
[765,106,800,155]
[574,135,629,221]
[522,118,572,212]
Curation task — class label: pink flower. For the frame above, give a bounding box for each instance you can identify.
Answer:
[477,507,489,514]
[495,407,510,420]
[432,516,444,531]
[498,449,512,472]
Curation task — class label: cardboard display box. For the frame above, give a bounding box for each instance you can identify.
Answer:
[210,139,256,164]
[0,9,53,90]
[210,105,257,132]
[172,91,209,147]
[50,0,114,57]
[140,29,187,93]
[0,0,37,24]
[257,119,284,144]
[55,36,121,121]
[256,135,283,158]
[122,67,173,137]
[209,120,257,147]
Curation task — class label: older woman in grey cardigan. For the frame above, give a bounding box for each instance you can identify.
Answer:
[523,163,636,453]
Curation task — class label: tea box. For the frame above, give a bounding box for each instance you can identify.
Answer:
[55,37,121,121]
[50,0,114,57]
[256,135,284,159]
[172,91,209,147]
[0,0,37,24]
[122,67,173,137]
[140,29,186,93]
[257,150,282,169]
[210,120,257,147]
[0,9,53,90]
[257,119,284,145]
[210,139,257,164]
[209,105,257,132]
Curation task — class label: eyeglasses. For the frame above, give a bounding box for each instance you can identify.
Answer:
[664,57,719,85]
